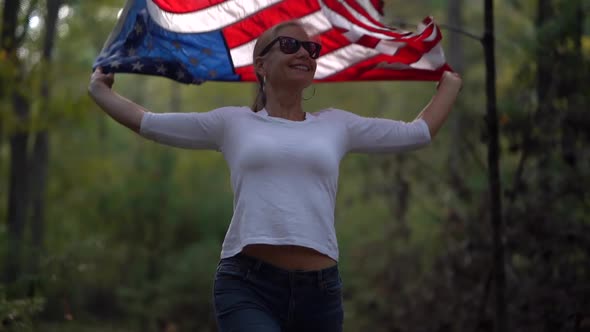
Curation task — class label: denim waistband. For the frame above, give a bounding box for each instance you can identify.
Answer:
[223,252,340,283]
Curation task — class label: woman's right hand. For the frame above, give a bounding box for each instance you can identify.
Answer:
[87,67,144,133]
[89,67,115,93]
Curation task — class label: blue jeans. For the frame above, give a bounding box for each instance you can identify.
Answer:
[213,253,344,332]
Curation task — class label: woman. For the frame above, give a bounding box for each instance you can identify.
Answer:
[89,20,462,332]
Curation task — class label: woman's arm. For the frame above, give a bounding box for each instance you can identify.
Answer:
[88,67,145,133]
[416,71,463,138]
[88,68,230,150]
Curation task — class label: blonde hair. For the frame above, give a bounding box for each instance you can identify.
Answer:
[250,21,305,112]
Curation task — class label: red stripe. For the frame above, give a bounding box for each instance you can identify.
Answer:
[319,55,451,82]
[406,23,441,53]
[152,0,228,14]
[316,28,352,56]
[235,66,256,81]
[356,35,380,48]
[222,0,321,48]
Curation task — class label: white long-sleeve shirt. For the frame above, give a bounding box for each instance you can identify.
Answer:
[140,106,431,261]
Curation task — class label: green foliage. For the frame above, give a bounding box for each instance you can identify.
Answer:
[0,287,45,332]
[0,0,588,331]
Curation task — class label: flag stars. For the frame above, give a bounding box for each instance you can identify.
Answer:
[127,48,136,56]
[110,60,122,69]
[202,48,213,56]
[172,41,182,50]
[156,64,167,74]
[131,61,144,71]
[176,70,185,80]
[208,70,217,78]
[189,58,199,65]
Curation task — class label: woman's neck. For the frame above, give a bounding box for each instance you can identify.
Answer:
[265,87,305,121]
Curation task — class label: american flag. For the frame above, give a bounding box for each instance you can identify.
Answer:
[93,0,451,84]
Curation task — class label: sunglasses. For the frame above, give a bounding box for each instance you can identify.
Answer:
[259,36,322,59]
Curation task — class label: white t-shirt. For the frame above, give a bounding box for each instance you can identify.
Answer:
[140,106,431,261]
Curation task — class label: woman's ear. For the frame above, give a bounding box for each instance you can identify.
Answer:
[254,56,265,78]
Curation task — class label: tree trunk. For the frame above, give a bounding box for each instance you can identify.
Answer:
[482,0,506,331]
[6,89,30,286]
[30,0,62,283]
[2,0,26,286]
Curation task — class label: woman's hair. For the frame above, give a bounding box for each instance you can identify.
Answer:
[250,21,305,112]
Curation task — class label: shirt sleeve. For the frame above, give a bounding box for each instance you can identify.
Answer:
[340,110,432,153]
[139,106,233,150]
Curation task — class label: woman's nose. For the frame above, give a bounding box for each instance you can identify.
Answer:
[295,46,310,59]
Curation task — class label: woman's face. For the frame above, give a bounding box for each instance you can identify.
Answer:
[258,25,318,90]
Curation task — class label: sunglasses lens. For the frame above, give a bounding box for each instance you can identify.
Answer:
[302,42,321,59]
[279,37,300,54]
[275,37,321,59]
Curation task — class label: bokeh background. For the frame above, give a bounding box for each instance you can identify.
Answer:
[1,0,589,331]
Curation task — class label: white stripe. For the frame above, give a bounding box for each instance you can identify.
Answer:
[230,42,256,68]
[354,0,383,21]
[374,39,406,54]
[409,44,445,70]
[230,11,333,68]
[146,0,281,33]
[423,24,438,42]
[297,10,333,36]
[314,44,379,79]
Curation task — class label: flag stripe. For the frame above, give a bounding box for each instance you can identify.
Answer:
[152,0,229,14]
[323,0,413,38]
[320,1,408,41]
[324,0,392,35]
[146,0,282,33]
[222,0,322,49]
[343,0,406,34]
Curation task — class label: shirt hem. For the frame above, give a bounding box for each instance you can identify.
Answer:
[220,237,339,262]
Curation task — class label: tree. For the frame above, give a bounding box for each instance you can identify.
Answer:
[2,0,34,289]
[29,0,63,288]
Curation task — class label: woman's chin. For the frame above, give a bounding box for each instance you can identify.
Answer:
[282,75,314,89]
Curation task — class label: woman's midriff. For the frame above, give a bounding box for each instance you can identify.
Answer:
[240,244,337,271]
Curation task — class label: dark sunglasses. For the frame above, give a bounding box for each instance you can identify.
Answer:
[259,36,322,59]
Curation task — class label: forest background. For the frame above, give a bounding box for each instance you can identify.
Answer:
[0,0,589,331]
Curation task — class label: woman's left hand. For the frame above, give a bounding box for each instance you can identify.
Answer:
[437,71,463,92]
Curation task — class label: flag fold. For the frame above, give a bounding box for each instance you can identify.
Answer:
[93,0,451,84]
